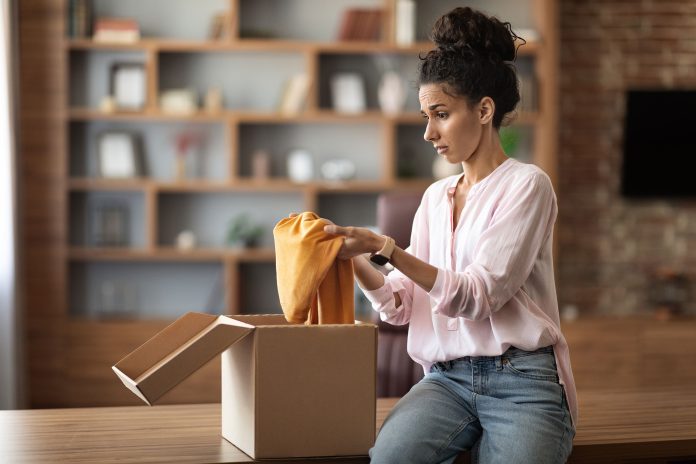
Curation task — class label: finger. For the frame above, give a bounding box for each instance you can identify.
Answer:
[288,212,299,218]
[324,224,348,235]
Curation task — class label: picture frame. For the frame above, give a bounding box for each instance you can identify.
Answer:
[97,131,142,178]
[110,62,146,110]
[89,200,130,247]
[330,73,366,114]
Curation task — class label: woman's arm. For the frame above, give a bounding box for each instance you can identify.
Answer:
[323,224,438,307]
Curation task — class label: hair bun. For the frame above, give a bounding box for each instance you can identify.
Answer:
[430,7,516,62]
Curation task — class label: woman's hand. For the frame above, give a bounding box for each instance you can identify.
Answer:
[324,224,384,260]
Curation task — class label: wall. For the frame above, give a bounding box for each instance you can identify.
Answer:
[558,0,696,315]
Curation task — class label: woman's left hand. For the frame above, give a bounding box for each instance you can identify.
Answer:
[324,224,384,260]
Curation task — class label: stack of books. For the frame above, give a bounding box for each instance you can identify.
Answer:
[93,17,141,43]
[337,9,382,41]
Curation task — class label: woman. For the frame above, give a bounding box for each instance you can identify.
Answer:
[323,6,577,464]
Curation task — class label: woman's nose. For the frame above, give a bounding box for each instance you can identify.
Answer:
[423,121,439,142]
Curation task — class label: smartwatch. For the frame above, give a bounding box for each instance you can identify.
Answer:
[369,235,396,266]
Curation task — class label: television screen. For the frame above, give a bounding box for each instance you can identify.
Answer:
[621,90,696,198]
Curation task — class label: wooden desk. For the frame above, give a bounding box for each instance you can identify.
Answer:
[2,391,696,463]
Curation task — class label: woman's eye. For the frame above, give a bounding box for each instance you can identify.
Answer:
[421,113,429,120]
[436,112,448,119]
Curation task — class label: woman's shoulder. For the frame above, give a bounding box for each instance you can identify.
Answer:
[503,159,554,195]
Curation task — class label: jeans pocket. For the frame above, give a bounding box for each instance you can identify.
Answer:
[502,352,559,382]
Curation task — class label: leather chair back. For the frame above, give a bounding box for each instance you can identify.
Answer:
[375,190,425,397]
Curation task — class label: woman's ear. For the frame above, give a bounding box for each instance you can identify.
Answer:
[478,97,495,125]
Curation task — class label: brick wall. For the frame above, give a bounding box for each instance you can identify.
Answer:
[558,0,696,315]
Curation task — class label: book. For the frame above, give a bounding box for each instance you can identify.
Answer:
[337,8,382,41]
[93,17,140,43]
[67,0,92,38]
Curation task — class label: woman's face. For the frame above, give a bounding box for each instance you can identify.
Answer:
[419,83,483,165]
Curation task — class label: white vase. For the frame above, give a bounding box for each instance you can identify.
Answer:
[378,71,406,115]
[287,149,313,183]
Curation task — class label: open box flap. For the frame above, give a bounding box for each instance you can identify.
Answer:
[112,312,254,405]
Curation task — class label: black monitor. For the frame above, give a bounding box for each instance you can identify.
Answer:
[621,89,696,198]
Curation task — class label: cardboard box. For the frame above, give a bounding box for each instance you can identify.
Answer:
[112,312,377,459]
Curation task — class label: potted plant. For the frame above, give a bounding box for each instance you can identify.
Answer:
[226,213,264,249]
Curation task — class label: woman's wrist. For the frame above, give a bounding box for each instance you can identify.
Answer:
[371,233,388,253]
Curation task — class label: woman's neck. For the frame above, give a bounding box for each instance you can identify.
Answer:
[460,126,508,187]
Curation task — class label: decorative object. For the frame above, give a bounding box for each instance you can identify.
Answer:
[176,230,197,250]
[278,74,309,115]
[208,12,229,40]
[432,156,462,179]
[226,213,264,249]
[110,62,146,110]
[97,280,137,319]
[560,304,579,322]
[287,149,313,183]
[320,159,356,181]
[251,149,271,179]
[173,131,202,180]
[99,95,116,113]
[204,87,223,113]
[395,0,416,45]
[97,131,141,178]
[89,201,129,247]
[330,73,366,114]
[649,267,689,320]
[160,88,198,114]
[378,71,406,115]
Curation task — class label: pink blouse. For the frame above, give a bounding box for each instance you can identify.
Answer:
[361,158,578,425]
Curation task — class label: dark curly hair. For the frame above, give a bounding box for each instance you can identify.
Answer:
[419,7,522,129]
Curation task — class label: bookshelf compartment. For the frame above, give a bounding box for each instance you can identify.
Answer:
[239,0,384,41]
[91,0,230,41]
[413,0,539,43]
[69,120,229,181]
[69,261,225,319]
[158,52,306,112]
[318,53,421,113]
[157,192,304,249]
[396,123,436,180]
[69,49,148,109]
[69,190,146,248]
[238,262,282,315]
[238,123,385,181]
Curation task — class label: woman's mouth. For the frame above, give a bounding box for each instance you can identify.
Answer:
[436,146,448,154]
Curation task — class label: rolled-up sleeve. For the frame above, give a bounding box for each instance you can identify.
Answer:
[359,268,412,325]
[428,173,557,320]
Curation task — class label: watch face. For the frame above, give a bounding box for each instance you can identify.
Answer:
[370,254,389,266]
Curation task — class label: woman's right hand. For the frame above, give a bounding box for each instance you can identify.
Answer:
[323,224,384,260]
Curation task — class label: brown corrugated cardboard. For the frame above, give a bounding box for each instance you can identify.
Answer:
[113,312,377,459]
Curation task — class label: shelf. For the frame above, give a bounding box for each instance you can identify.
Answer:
[68,178,431,193]
[68,246,276,262]
[69,108,412,123]
[66,38,541,56]
[68,108,540,125]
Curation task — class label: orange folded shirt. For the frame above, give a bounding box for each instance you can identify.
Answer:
[273,212,355,325]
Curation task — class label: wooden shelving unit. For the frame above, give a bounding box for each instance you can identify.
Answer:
[45,0,560,406]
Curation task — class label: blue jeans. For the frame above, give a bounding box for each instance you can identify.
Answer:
[370,346,575,464]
